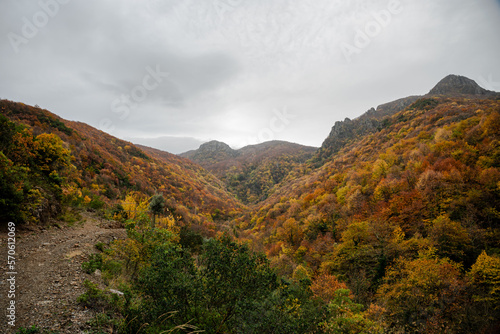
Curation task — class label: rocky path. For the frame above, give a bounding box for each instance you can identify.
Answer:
[0,213,126,333]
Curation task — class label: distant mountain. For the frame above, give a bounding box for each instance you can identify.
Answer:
[428,74,495,96]
[315,75,499,164]
[0,99,243,225]
[181,140,239,166]
[181,140,317,204]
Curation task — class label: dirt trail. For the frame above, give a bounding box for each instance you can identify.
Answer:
[0,213,126,333]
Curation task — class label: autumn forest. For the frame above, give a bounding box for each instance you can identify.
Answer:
[1,75,500,333]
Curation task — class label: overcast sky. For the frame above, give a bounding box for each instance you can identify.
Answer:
[1,0,500,153]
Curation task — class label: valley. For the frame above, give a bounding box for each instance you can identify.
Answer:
[1,74,500,333]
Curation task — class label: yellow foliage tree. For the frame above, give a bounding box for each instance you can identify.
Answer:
[121,191,149,220]
[33,133,70,173]
[469,251,500,307]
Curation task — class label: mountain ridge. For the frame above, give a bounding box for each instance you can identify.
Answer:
[180,140,317,204]
[0,99,244,226]
[315,74,499,163]
[428,74,496,96]
[1,74,500,333]
[239,93,500,286]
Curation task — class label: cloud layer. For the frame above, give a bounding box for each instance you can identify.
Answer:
[1,0,499,153]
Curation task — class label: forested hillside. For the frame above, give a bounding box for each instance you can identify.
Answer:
[181,140,317,204]
[1,75,500,333]
[315,74,498,164]
[234,94,500,333]
[0,99,243,229]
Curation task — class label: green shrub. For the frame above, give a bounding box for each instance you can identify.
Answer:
[179,226,204,253]
[15,326,41,334]
[95,242,106,252]
[410,98,439,110]
[89,197,105,210]
[82,253,103,274]
[15,326,59,334]
[77,280,110,309]
[57,208,82,224]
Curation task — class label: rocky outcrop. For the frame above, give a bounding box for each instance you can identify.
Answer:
[428,74,494,96]
[198,140,238,156]
[314,74,498,164]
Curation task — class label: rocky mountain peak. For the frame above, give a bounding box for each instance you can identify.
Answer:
[198,140,235,154]
[428,74,491,96]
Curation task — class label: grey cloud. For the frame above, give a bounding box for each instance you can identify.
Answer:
[1,0,499,151]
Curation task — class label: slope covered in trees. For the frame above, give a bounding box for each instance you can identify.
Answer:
[315,74,499,164]
[181,140,317,204]
[233,93,500,332]
[0,99,243,228]
[2,75,500,333]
